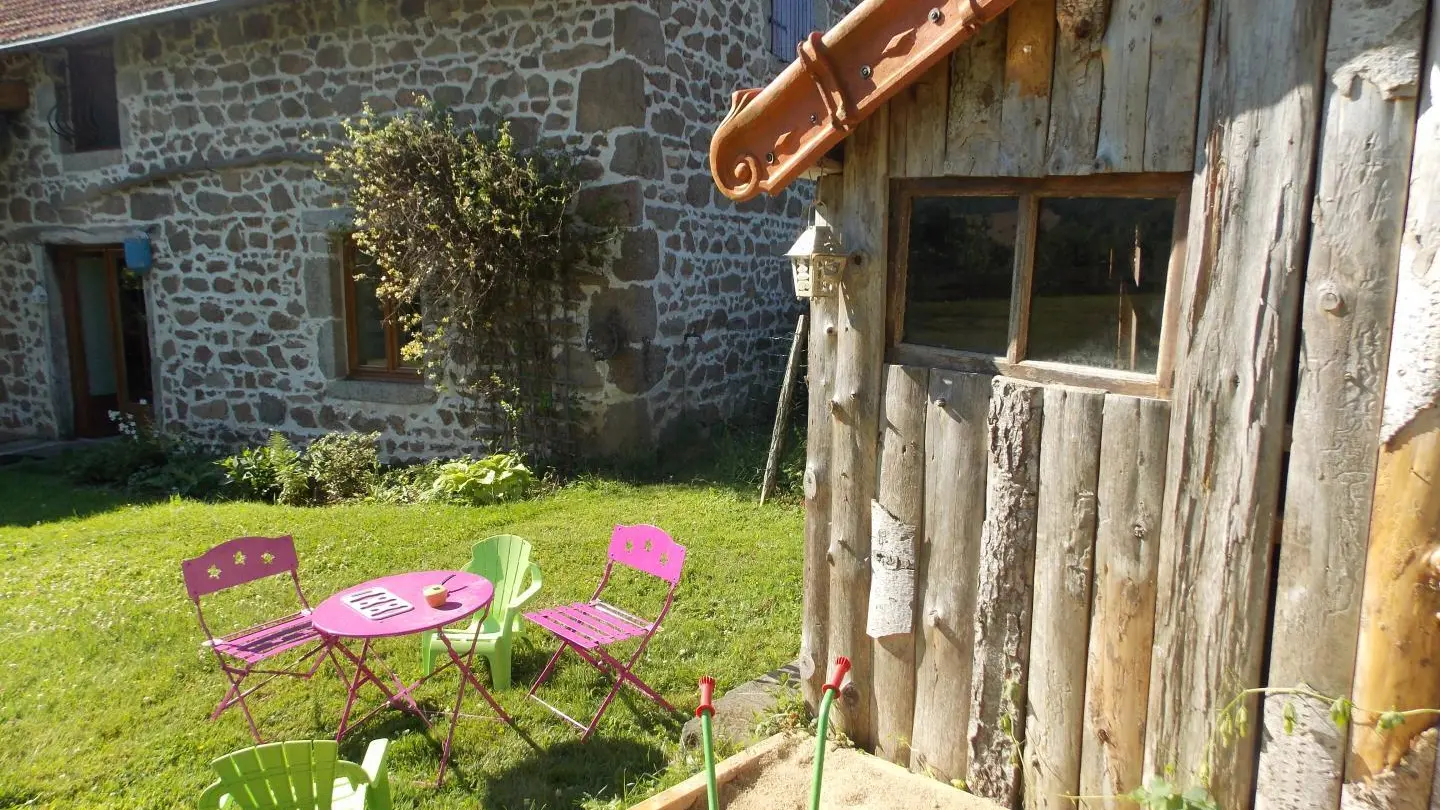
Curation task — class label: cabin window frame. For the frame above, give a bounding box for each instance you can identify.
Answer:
[341,238,422,383]
[887,173,1192,398]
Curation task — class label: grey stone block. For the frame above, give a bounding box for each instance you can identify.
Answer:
[577,59,646,131]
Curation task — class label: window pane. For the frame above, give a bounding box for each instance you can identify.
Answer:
[903,196,1018,356]
[352,274,389,369]
[1028,197,1175,373]
[67,43,121,152]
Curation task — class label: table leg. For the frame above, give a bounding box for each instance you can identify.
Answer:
[332,639,434,739]
[434,612,489,785]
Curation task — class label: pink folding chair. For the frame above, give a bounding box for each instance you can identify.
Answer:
[525,524,686,740]
[181,535,339,742]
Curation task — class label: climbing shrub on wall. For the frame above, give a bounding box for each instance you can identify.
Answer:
[320,103,609,457]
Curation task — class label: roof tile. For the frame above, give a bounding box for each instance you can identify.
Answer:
[0,0,196,47]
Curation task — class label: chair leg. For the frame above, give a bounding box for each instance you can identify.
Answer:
[528,640,570,697]
[581,675,628,741]
[488,636,513,691]
[215,665,264,743]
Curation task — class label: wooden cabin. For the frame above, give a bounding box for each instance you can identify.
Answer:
[711,1,1440,809]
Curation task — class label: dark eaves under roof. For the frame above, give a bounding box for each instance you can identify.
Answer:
[0,0,260,51]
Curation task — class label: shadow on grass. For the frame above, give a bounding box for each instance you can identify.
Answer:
[483,737,670,810]
[0,468,143,527]
[571,420,806,502]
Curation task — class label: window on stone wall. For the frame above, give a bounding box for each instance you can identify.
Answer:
[768,0,815,60]
[342,240,421,381]
[54,41,122,153]
[890,175,1190,396]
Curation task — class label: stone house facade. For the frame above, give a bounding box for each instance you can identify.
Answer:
[0,0,833,457]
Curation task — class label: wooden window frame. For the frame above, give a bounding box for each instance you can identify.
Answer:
[341,239,421,382]
[887,173,1192,398]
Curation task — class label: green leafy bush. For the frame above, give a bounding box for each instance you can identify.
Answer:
[370,460,445,504]
[425,454,533,505]
[219,433,301,501]
[302,432,381,504]
[127,454,226,499]
[61,411,221,497]
[219,432,379,505]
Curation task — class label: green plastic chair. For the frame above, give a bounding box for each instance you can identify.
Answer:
[197,738,390,810]
[420,534,542,690]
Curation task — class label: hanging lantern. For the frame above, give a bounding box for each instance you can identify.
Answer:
[784,215,845,300]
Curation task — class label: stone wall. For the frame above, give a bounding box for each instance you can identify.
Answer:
[0,0,814,456]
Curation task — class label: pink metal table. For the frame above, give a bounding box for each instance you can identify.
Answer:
[310,570,518,784]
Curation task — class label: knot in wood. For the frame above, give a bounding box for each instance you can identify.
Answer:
[1426,547,1440,585]
[1317,284,1344,314]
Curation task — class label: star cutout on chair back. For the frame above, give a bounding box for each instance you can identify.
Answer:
[625,539,634,552]
[659,553,669,566]
[261,552,274,565]
[207,564,221,579]
[644,540,653,552]
[233,551,246,565]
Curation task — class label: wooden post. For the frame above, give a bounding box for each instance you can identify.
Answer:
[760,313,809,505]
[1078,395,1171,809]
[911,370,990,783]
[967,377,1043,807]
[1025,386,1104,810]
[1142,3,1329,808]
[1256,1,1426,808]
[827,108,889,751]
[801,175,844,710]
[1343,7,1440,804]
[872,364,927,765]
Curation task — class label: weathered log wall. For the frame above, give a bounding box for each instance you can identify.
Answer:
[798,0,1440,809]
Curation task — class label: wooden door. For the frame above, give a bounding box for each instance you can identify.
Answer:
[53,246,153,438]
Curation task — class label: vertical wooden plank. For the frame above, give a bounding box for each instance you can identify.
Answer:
[891,60,951,179]
[1344,5,1440,806]
[1143,0,1208,172]
[801,175,844,710]
[1142,3,1329,809]
[966,377,1043,807]
[1007,195,1040,363]
[828,108,889,752]
[999,0,1058,176]
[910,370,990,783]
[888,85,915,179]
[1256,1,1425,808]
[1025,386,1104,810]
[872,364,927,766]
[1078,395,1171,809]
[1096,0,1153,171]
[945,19,1008,176]
[1046,0,1110,174]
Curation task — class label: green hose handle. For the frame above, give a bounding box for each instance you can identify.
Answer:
[698,675,718,810]
[811,656,852,810]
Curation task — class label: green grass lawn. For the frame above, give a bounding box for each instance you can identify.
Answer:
[0,461,803,809]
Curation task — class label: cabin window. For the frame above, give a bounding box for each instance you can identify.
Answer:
[56,41,122,153]
[891,176,1189,395]
[342,240,421,381]
[768,0,815,60]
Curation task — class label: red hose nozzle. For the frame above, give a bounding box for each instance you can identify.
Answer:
[823,656,851,695]
[697,675,716,718]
